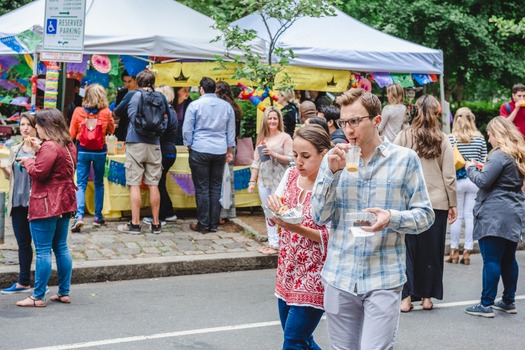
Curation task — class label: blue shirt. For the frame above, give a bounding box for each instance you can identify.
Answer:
[182,93,235,154]
[311,140,435,294]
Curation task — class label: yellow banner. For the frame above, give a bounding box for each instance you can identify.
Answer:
[153,62,253,87]
[276,66,349,92]
[154,62,350,92]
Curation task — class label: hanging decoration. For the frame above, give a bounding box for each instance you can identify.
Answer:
[107,160,126,186]
[82,69,110,88]
[91,54,112,74]
[121,55,148,76]
[237,83,279,112]
[108,55,119,76]
[233,167,251,191]
[43,64,60,109]
[30,75,38,95]
[357,78,372,91]
[67,55,88,80]
[169,173,195,195]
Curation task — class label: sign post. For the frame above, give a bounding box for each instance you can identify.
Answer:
[43,0,86,62]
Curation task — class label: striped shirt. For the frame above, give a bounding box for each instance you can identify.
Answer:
[311,140,435,294]
[448,135,487,162]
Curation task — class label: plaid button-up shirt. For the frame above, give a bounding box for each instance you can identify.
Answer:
[311,140,435,295]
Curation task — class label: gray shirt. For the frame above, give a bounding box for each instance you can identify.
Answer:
[12,147,33,208]
[468,149,525,242]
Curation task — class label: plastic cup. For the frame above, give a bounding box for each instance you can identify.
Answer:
[0,158,8,168]
[345,146,361,172]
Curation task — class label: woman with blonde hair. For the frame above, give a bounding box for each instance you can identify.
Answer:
[465,117,525,317]
[394,94,457,312]
[69,83,115,232]
[248,106,293,255]
[379,83,407,141]
[447,107,487,265]
[277,89,300,138]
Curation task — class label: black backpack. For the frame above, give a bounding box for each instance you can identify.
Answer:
[134,89,168,137]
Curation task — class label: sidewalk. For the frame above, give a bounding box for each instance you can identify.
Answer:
[0,211,277,287]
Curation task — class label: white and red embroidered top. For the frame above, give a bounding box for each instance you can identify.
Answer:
[274,168,329,309]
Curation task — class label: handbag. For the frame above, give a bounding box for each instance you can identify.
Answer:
[234,137,254,166]
[452,136,466,171]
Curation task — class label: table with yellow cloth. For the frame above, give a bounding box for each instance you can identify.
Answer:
[85,147,260,218]
[0,148,10,192]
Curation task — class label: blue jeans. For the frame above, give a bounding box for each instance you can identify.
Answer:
[76,151,107,219]
[188,150,225,230]
[11,206,33,286]
[278,298,324,350]
[30,216,73,299]
[479,236,519,306]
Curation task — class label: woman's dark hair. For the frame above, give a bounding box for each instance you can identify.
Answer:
[35,109,72,146]
[306,116,329,134]
[216,81,243,136]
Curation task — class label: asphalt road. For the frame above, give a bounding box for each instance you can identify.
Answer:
[1,252,525,350]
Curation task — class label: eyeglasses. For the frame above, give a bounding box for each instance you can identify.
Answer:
[337,115,374,129]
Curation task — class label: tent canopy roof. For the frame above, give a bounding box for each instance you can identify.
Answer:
[0,0,263,60]
[232,8,443,74]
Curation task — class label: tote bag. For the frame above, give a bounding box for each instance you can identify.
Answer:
[452,136,466,171]
[234,137,254,166]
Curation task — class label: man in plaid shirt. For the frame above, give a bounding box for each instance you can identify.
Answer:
[311,88,434,349]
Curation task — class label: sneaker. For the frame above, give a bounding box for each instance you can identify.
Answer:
[71,217,84,233]
[465,303,495,318]
[150,222,162,234]
[118,222,141,235]
[164,214,178,222]
[93,217,106,227]
[1,283,31,294]
[492,300,517,314]
[142,217,166,226]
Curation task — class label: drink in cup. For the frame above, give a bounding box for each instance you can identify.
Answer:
[345,145,361,172]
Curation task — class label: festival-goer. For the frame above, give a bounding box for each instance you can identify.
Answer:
[16,109,77,307]
[447,107,487,265]
[394,94,457,312]
[308,90,331,109]
[379,83,407,142]
[499,83,525,137]
[69,84,115,232]
[317,105,347,144]
[277,89,299,138]
[0,113,38,294]
[173,86,192,146]
[114,70,139,141]
[143,85,179,226]
[183,77,235,233]
[304,116,329,134]
[215,81,243,223]
[465,117,525,318]
[248,107,293,255]
[266,125,330,349]
[299,100,317,124]
[311,88,434,349]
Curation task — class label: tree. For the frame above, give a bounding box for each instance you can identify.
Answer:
[212,0,340,91]
[0,0,31,16]
[338,0,525,103]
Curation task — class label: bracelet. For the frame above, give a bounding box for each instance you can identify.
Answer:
[248,181,256,185]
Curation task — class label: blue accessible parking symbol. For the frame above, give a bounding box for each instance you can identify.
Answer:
[46,19,57,34]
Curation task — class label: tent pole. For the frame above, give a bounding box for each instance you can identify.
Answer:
[439,74,450,133]
[31,49,38,111]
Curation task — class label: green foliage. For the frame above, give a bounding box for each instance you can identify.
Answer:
[339,0,525,103]
[490,16,525,38]
[213,0,340,91]
[0,0,30,16]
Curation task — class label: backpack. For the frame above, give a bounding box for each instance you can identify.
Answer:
[79,113,104,151]
[505,102,511,114]
[133,89,168,137]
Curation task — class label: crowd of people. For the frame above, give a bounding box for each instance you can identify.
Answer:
[1,77,524,349]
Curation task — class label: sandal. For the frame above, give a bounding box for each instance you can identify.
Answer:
[260,245,279,255]
[50,294,71,304]
[422,298,433,310]
[16,296,46,307]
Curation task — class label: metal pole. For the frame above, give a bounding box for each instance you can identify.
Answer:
[0,192,5,244]
[439,74,450,133]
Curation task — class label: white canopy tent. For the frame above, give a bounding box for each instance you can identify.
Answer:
[0,0,262,59]
[233,8,448,131]
[232,8,443,74]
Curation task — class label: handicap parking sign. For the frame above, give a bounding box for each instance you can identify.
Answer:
[46,19,57,35]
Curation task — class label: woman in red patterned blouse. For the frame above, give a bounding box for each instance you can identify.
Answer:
[266,124,331,350]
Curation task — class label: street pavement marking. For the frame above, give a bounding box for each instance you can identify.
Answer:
[23,295,525,350]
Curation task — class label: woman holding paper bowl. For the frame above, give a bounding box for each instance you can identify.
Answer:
[248,106,293,255]
[265,124,331,350]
